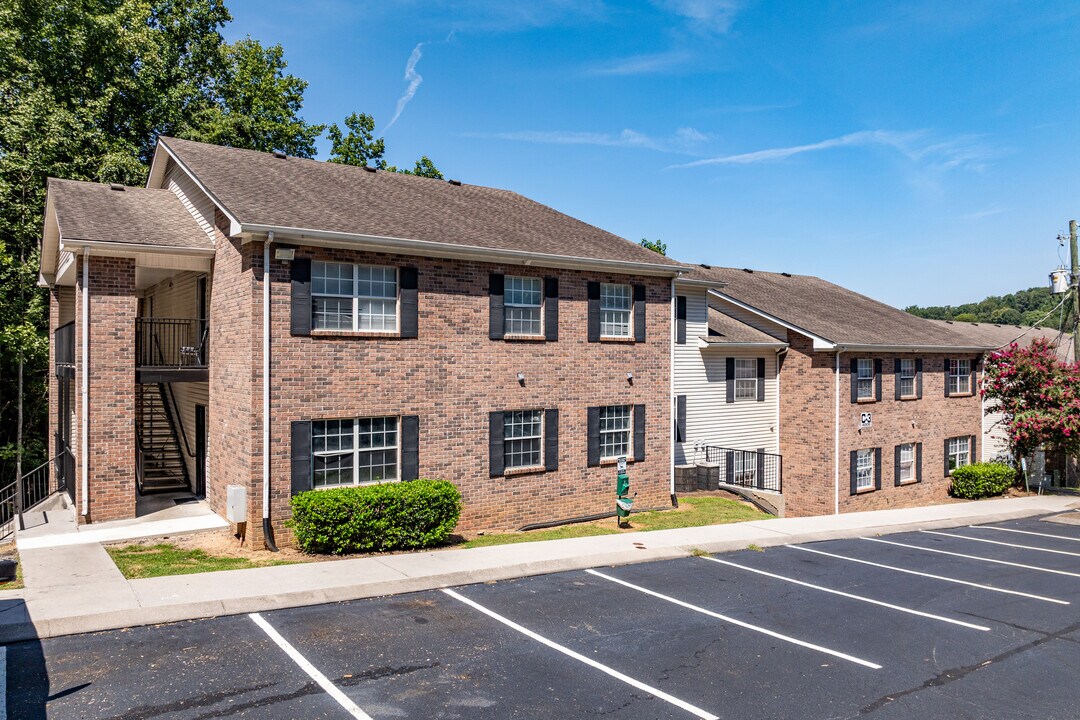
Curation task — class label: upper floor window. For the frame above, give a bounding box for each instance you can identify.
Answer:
[599,405,632,460]
[734,358,758,400]
[857,358,875,400]
[898,359,916,398]
[312,416,399,487]
[856,448,875,490]
[949,358,971,395]
[600,283,632,338]
[947,436,971,474]
[504,409,543,469]
[312,261,397,332]
[505,276,543,336]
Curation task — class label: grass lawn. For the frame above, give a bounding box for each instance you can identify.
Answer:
[107,544,297,579]
[460,524,617,548]
[0,554,23,590]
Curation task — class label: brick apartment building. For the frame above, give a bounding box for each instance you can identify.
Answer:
[40,137,684,545]
[678,266,996,517]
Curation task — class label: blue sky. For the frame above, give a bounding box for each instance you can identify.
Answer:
[225,1,1080,308]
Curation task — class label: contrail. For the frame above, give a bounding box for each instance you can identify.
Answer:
[384,42,426,132]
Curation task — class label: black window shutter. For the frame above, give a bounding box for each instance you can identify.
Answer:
[489,274,504,340]
[587,406,601,466]
[544,277,558,341]
[675,295,687,345]
[944,438,951,477]
[400,267,418,339]
[970,357,978,395]
[633,284,646,342]
[290,420,312,495]
[725,451,734,486]
[850,359,859,403]
[970,434,978,464]
[874,448,882,490]
[587,282,601,342]
[944,358,952,397]
[874,359,882,401]
[916,443,923,482]
[544,408,559,471]
[894,359,902,400]
[726,357,735,403]
[894,445,902,486]
[401,415,419,480]
[489,411,505,477]
[756,448,766,490]
[756,358,766,402]
[675,394,687,443]
[633,404,646,462]
[916,358,924,398]
[290,258,311,336]
[849,450,858,495]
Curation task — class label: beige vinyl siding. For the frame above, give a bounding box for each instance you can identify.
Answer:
[674,284,780,465]
[165,160,216,242]
[983,399,1009,462]
[57,286,75,325]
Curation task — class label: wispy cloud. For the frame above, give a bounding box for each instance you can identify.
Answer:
[469,127,711,155]
[669,130,999,171]
[384,42,428,133]
[585,50,693,76]
[653,0,742,34]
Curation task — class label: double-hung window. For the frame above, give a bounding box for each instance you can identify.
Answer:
[898,443,915,482]
[734,358,758,400]
[312,417,399,487]
[312,262,398,332]
[947,437,970,474]
[600,283,632,338]
[504,409,543,469]
[504,276,542,335]
[856,359,874,400]
[733,451,757,484]
[899,359,916,398]
[599,405,632,460]
[856,449,875,491]
[949,359,971,395]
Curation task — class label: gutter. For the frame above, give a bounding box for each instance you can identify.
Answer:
[81,249,89,516]
[670,277,676,505]
[262,233,278,551]
[834,350,841,515]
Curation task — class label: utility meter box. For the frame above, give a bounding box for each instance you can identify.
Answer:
[226,484,247,523]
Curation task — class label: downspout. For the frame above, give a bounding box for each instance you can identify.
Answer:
[263,233,279,551]
[775,347,786,454]
[834,350,842,515]
[81,249,90,516]
[669,277,677,506]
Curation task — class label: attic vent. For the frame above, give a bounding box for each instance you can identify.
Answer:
[781,272,791,277]
[362,165,376,173]
[742,268,754,274]
[448,179,462,186]
[699,263,711,269]
[109,183,125,191]
[272,151,287,159]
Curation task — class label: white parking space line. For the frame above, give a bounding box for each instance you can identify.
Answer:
[249,613,374,720]
[921,530,1080,558]
[789,545,1070,605]
[584,569,882,669]
[862,537,1080,579]
[698,556,990,630]
[441,588,719,720]
[972,525,1080,544]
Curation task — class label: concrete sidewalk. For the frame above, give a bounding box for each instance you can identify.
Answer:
[2,494,1077,644]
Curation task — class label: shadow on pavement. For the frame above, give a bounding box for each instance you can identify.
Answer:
[3,599,49,719]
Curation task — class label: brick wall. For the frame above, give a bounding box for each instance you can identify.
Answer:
[212,241,673,545]
[779,335,982,516]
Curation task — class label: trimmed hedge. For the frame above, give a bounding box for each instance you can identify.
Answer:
[950,462,1017,499]
[289,480,462,555]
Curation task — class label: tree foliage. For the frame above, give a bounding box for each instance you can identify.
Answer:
[327,112,443,179]
[983,338,1080,459]
[906,286,1066,329]
[639,238,667,256]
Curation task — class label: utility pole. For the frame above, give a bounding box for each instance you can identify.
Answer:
[1072,220,1080,364]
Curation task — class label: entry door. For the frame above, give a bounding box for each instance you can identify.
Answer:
[195,404,207,496]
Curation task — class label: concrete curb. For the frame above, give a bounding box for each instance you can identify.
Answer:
[1,502,1062,644]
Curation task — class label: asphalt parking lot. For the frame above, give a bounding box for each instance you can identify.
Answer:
[7,513,1080,719]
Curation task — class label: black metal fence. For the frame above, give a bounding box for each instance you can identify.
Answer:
[0,450,67,540]
[55,321,74,375]
[698,445,782,493]
[136,318,208,368]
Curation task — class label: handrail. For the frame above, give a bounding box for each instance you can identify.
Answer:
[694,444,783,494]
[150,336,195,459]
[0,451,66,538]
[137,318,208,369]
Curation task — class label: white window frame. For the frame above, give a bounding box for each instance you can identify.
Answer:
[733,450,757,484]
[312,416,400,488]
[312,261,399,333]
[898,443,915,483]
[949,358,971,395]
[599,405,632,461]
[734,358,758,400]
[948,437,970,474]
[899,359,916,398]
[599,283,632,338]
[857,358,874,400]
[856,448,874,490]
[504,409,543,469]
[504,275,543,336]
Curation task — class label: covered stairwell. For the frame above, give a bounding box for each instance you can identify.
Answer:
[136,384,190,494]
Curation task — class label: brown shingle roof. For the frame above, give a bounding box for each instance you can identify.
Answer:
[686,265,991,349]
[702,306,787,345]
[49,178,213,251]
[926,319,1074,361]
[159,137,683,269]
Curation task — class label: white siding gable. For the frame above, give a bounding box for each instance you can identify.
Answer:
[165,160,216,242]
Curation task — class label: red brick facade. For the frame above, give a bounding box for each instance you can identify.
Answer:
[780,334,982,516]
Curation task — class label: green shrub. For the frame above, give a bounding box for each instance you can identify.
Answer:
[288,480,462,554]
[950,462,1017,499]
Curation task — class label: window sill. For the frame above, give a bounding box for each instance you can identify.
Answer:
[502,334,547,342]
[947,392,974,398]
[310,330,402,339]
[312,479,400,491]
[854,486,877,494]
[856,397,878,404]
[898,478,919,486]
[898,395,920,402]
[503,465,546,477]
[600,457,635,467]
[599,336,636,343]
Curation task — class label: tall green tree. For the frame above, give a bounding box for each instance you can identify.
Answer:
[327,112,443,178]
[640,238,667,256]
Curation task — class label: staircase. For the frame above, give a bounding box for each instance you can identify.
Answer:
[136,384,190,494]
